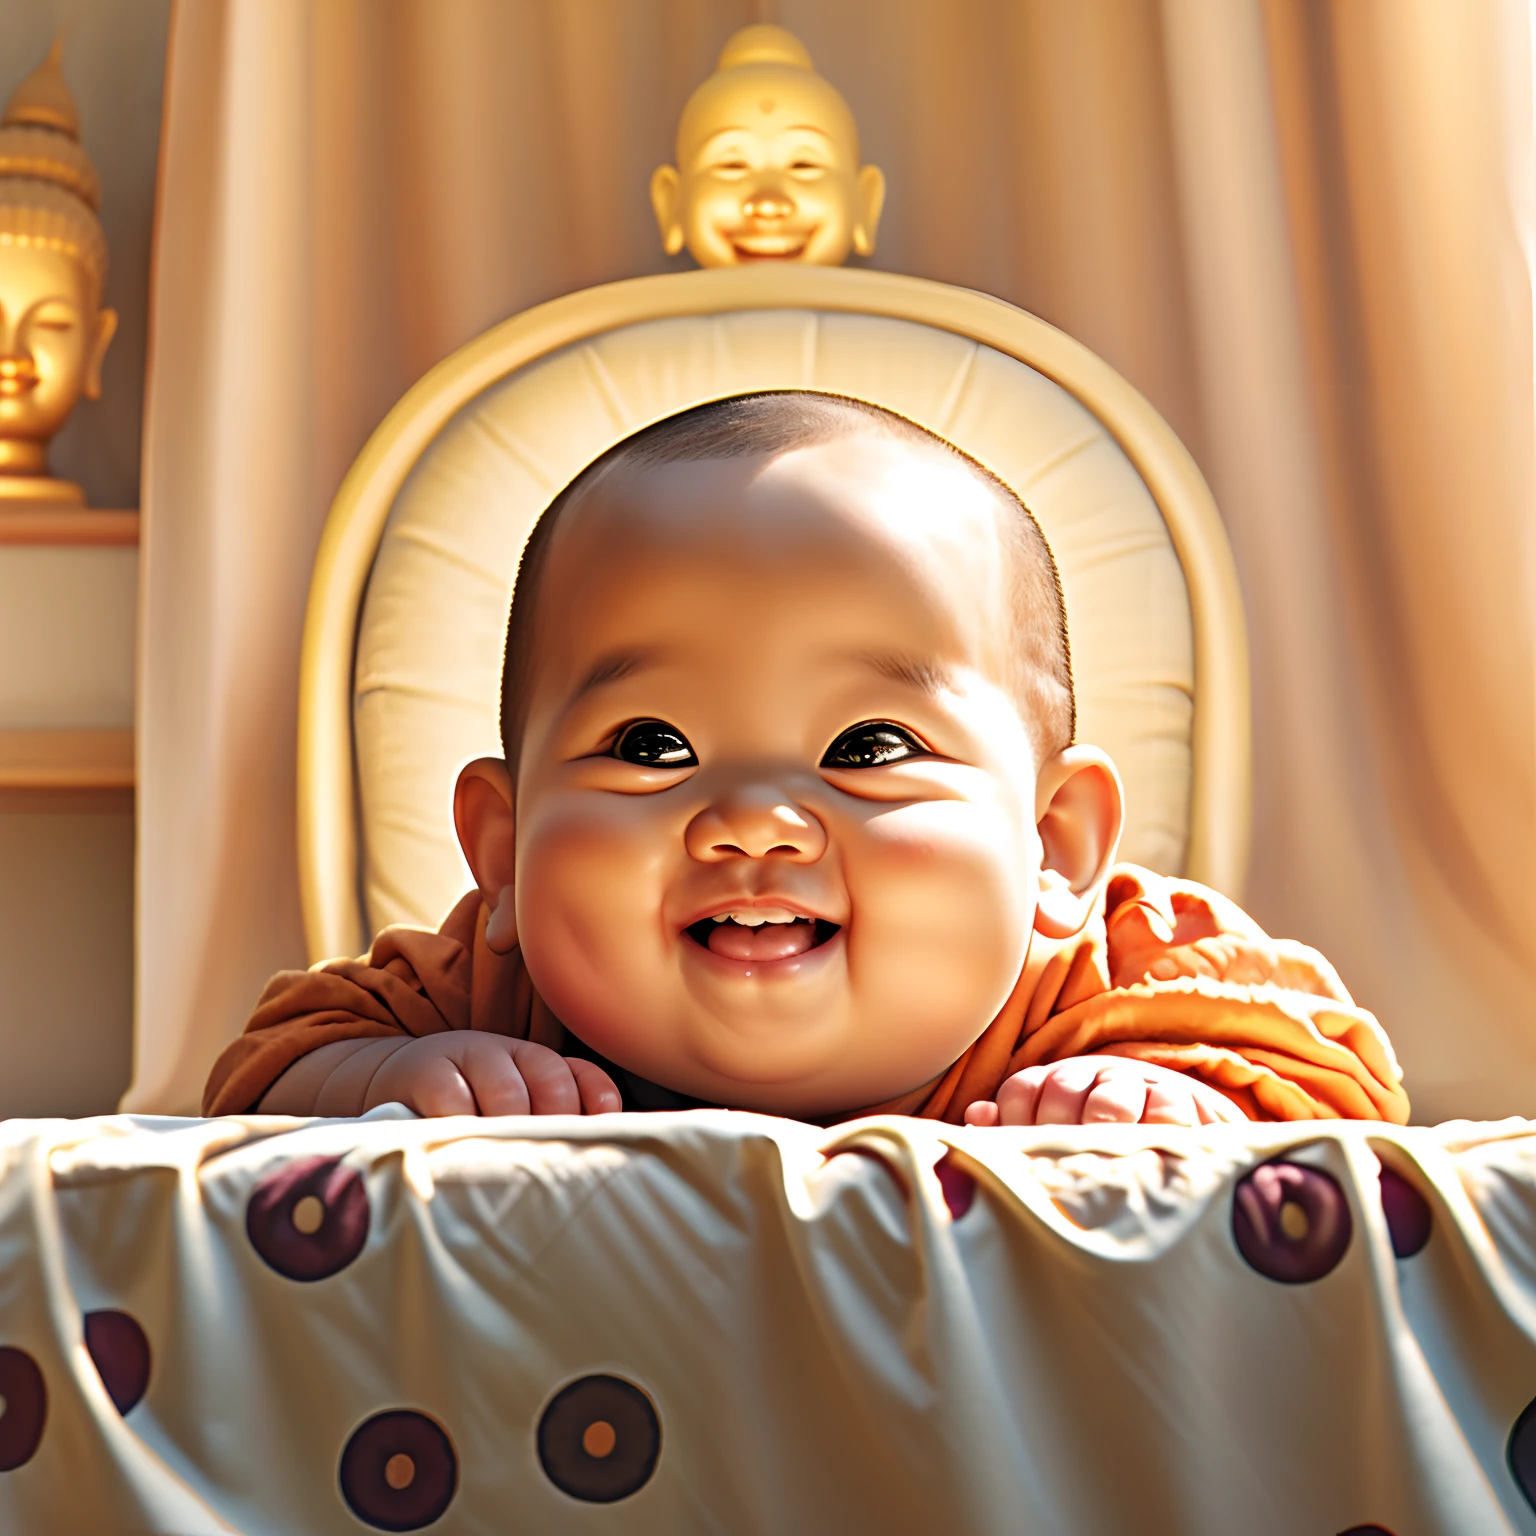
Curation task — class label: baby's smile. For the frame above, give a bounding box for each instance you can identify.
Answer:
[685,905,842,964]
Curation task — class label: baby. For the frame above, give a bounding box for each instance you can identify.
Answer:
[203,394,1408,1129]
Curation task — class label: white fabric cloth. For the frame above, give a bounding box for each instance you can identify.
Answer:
[2,1111,1534,1532]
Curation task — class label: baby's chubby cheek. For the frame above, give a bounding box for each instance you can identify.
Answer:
[513,790,676,1022]
[841,795,1035,1061]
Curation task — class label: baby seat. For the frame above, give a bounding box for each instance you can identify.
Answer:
[298,264,1251,960]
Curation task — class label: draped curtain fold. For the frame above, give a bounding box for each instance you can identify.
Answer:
[128,0,1536,1123]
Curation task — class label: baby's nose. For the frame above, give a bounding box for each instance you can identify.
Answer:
[685,785,827,863]
[742,187,794,221]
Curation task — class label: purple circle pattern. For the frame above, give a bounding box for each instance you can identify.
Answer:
[0,1346,46,1471]
[537,1374,661,1503]
[1509,1396,1536,1512]
[1378,1169,1432,1259]
[339,1409,457,1531]
[246,1156,369,1281]
[1232,1160,1352,1284]
[84,1310,150,1414]
[934,1151,976,1219]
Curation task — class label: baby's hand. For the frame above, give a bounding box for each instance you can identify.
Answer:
[363,1034,621,1117]
[963,1055,1243,1128]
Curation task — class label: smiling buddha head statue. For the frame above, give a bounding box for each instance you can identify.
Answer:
[0,41,116,505]
[650,24,885,268]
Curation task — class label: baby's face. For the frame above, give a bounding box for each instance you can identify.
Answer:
[509,436,1047,1116]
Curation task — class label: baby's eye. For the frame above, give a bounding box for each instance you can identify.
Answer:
[613,719,697,767]
[820,722,925,769]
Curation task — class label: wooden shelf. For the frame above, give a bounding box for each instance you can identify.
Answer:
[0,507,139,546]
[0,730,134,811]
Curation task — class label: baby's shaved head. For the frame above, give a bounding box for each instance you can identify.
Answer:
[500,392,1074,766]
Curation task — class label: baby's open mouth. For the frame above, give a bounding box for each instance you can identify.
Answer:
[685,908,840,962]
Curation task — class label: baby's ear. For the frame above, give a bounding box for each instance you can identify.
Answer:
[1032,745,1124,940]
[454,758,517,950]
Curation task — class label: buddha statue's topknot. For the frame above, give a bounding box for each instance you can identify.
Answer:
[0,41,107,304]
[714,24,816,72]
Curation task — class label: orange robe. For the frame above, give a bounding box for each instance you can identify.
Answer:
[202,865,1410,1125]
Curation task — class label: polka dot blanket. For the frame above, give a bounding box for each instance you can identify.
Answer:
[1,1107,1534,1533]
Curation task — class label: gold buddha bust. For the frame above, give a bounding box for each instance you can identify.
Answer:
[0,41,116,506]
[650,25,885,268]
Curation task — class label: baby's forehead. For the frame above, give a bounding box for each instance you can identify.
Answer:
[560,432,1015,560]
[526,433,1022,680]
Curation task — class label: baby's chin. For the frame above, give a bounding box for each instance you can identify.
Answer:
[523,929,997,1115]
[571,996,859,1099]
[559,990,966,1118]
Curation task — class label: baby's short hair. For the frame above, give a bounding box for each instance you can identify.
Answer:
[500,391,1075,766]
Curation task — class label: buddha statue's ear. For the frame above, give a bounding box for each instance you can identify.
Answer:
[83,306,116,401]
[852,164,886,258]
[649,164,686,256]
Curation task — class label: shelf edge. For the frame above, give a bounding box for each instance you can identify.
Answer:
[0,508,139,547]
[0,728,135,789]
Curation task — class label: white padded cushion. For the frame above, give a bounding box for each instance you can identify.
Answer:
[355,310,1193,935]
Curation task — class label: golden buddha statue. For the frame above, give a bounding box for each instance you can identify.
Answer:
[0,41,116,505]
[650,24,885,268]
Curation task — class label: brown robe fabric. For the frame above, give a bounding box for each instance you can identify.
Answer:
[202,865,1410,1125]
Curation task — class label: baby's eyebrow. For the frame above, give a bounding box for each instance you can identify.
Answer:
[571,649,655,702]
[856,651,953,696]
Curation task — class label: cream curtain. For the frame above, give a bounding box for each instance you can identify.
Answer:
[128,0,1536,1124]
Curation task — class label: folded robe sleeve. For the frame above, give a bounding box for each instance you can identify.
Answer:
[203,866,1410,1125]
[889,866,1410,1125]
[200,894,561,1116]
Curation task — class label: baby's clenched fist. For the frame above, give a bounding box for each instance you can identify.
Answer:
[362,1034,621,1118]
[963,1055,1242,1128]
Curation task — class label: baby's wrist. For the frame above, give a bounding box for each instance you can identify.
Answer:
[257,1037,408,1116]
[325,1037,415,1115]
